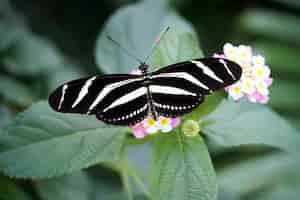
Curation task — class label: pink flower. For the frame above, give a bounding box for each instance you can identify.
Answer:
[171,117,181,128]
[265,78,273,87]
[131,123,147,139]
[248,91,269,104]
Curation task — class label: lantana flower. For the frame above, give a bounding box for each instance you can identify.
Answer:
[130,117,180,139]
[215,43,273,104]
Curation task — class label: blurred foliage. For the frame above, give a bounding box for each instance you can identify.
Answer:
[0,0,300,199]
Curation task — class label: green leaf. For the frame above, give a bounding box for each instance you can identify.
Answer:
[2,33,62,76]
[95,1,195,74]
[217,153,293,198]
[151,133,217,200]
[0,175,32,200]
[202,99,300,153]
[46,64,84,92]
[35,171,92,200]
[269,79,300,112]
[0,101,126,178]
[269,0,300,9]
[0,107,11,128]
[0,1,25,50]
[240,9,300,46]
[253,41,300,77]
[149,28,203,70]
[0,75,34,107]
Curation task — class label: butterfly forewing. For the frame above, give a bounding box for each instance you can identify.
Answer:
[151,58,241,92]
[149,57,242,117]
[49,74,148,125]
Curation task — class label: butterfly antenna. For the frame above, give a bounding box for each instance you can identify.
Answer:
[106,35,144,64]
[143,26,170,64]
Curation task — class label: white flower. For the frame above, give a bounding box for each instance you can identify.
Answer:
[237,45,252,63]
[143,117,159,134]
[224,43,239,62]
[158,116,172,133]
[220,43,273,104]
[252,55,265,67]
[255,80,269,96]
[241,78,256,94]
[253,65,271,80]
[228,81,244,101]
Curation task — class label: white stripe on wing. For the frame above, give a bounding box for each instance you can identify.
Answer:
[191,60,224,83]
[149,85,197,96]
[103,87,147,112]
[219,59,236,80]
[151,72,209,90]
[89,77,143,111]
[58,84,68,110]
[72,76,97,108]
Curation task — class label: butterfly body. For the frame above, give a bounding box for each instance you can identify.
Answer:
[49,58,242,126]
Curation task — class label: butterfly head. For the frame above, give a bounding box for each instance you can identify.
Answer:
[138,63,149,74]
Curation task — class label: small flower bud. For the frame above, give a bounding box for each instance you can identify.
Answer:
[181,120,200,137]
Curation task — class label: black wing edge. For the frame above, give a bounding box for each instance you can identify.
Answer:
[48,76,93,114]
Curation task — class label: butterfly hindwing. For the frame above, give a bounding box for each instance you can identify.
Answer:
[151,90,204,117]
[95,85,149,126]
[48,74,148,125]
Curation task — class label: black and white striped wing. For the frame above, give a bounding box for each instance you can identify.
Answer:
[150,57,242,117]
[48,74,148,125]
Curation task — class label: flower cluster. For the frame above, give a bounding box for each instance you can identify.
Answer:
[130,117,181,138]
[215,43,273,104]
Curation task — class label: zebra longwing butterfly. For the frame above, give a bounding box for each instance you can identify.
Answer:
[49,58,242,126]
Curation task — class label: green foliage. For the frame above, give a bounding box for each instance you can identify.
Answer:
[149,29,203,70]
[0,176,31,200]
[269,79,300,112]
[239,9,300,45]
[218,153,300,200]
[0,102,126,178]
[202,99,300,153]
[0,75,34,107]
[35,172,93,200]
[2,33,62,76]
[253,41,300,78]
[151,134,217,200]
[95,0,195,74]
[0,107,12,128]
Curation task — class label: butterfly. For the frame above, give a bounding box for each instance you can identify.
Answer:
[49,57,242,126]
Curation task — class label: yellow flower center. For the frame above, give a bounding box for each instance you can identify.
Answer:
[245,81,252,89]
[146,118,156,127]
[233,86,241,94]
[257,81,266,89]
[159,117,169,126]
[256,68,264,76]
[241,51,248,58]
